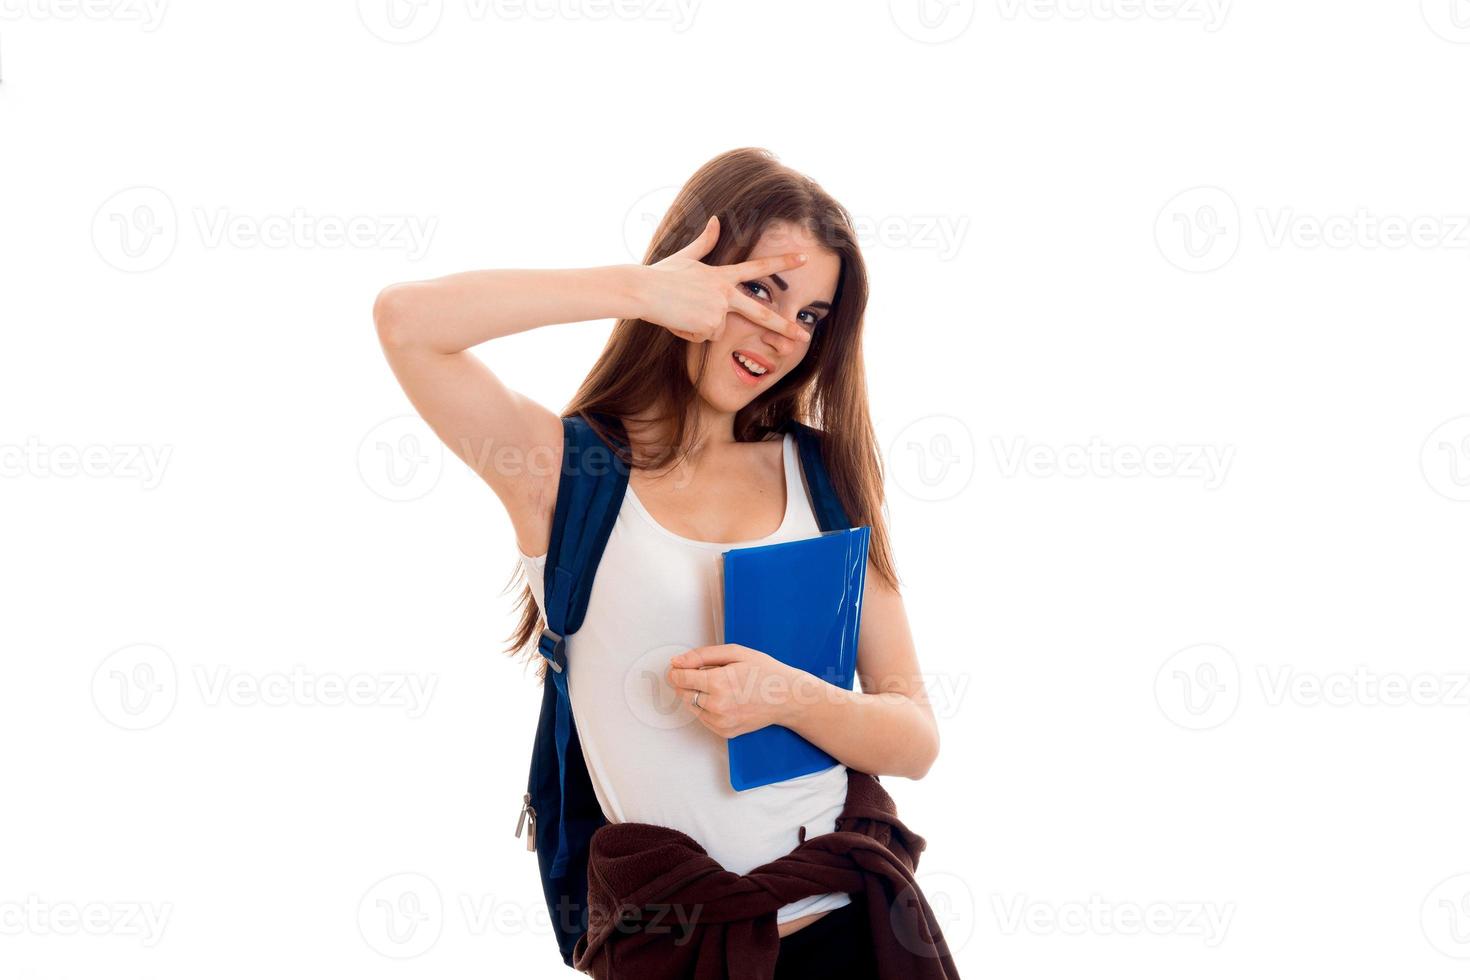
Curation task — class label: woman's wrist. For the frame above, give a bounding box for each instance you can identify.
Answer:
[608,262,651,322]
[774,666,842,730]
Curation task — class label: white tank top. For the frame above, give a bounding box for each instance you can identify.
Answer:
[517,431,853,924]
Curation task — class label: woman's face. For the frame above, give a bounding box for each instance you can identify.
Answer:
[686,220,840,415]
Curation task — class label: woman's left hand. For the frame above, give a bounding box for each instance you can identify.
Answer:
[666,644,798,738]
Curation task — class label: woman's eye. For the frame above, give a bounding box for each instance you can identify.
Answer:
[743,281,819,329]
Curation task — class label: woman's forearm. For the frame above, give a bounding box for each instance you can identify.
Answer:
[777,678,940,781]
[374,264,647,353]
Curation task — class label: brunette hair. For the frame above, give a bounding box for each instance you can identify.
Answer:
[504,147,897,678]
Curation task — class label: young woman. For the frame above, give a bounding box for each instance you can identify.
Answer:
[374,148,942,969]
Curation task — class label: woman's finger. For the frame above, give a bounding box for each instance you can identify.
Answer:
[723,250,808,282]
[728,290,813,343]
[669,214,720,261]
[668,666,713,692]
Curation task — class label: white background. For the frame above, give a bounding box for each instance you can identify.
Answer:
[3,1,1470,977]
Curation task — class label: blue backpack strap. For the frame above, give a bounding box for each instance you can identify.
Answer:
[525,410,629,965]
[782,418,854,531]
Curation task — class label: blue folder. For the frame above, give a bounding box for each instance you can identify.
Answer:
[718,526,871,791]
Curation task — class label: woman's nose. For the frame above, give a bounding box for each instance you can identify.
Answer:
[762,324,799,355]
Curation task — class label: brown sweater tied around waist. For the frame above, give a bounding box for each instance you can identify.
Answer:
[570,768,961,979]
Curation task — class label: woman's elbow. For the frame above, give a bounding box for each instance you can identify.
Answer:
[906,722,941,780]
[373,283,416,350]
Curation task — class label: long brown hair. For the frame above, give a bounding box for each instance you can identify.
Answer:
[504,147,897,679]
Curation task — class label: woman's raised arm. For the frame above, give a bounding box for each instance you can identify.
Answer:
[372,265,646,556]
[371,219,810,555]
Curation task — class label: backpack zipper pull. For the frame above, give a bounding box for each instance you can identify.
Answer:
[515,793,537,852]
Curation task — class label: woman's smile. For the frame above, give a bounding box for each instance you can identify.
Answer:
[730,349,773,385]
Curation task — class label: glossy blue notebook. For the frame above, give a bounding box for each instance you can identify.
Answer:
[717,526,871,791]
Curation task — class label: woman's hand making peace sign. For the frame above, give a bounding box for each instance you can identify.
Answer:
[637,215,815,345]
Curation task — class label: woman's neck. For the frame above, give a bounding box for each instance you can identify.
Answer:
[622,398,738,467]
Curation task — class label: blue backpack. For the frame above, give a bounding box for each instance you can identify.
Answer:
[514,410,855,966]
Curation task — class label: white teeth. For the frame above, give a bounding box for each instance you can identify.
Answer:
[734,353,768,376]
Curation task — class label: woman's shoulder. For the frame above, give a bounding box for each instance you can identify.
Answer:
[507,411,634,561]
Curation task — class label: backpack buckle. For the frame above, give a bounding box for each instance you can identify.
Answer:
[538,627,566,673]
